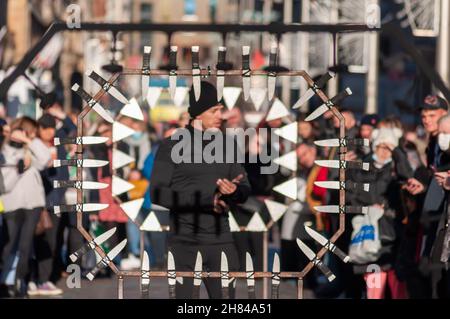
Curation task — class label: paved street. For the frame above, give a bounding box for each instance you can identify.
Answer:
[34,276,314,299]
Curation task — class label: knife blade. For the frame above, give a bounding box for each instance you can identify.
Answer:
[192,46,201,101]
[304,225,350,263]
[267,43,277,101]
[313,205,369,215]
[314,138,370,148]
[314,181,370,192]
[168,46,178,101]
[53,180,108,190]
[86,70,129,104]
[142,46,151,98]
[245,252,255,299]
[71,83,114,123]
[305,88,352,121]
[53,203,109,216]
[296,238,336,282]
[141,251,150,299]
[53,159,109,168]
[314,160,370,171]
[192,251,203,299]
[167,251,176,299]
[69,227,116,263]
[271,253,281,299]
[242,46,251,101]
[54,136,109,146]
[86,239,127,281]
[216,46,227,101]
[292,72,335,109]
[221,251,230,299]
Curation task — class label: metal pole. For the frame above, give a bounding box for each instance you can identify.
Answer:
[281,0,293,106]
[328,1,339,98]
[118,275,124,299]
[299,0,311,112]
[437,0,450,92]
[297,278,303,299]
[366,0,380,114]
[262,230,269,299]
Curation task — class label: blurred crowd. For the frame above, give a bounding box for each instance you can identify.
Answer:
[0,89,449,299]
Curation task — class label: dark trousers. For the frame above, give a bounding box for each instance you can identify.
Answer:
[0,208,41,281]
[233,232,263,271]
[170,241,240,299]
[34,210,60,283]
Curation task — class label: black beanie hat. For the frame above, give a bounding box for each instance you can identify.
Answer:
[188,81,219,118]
[38,114,56,129]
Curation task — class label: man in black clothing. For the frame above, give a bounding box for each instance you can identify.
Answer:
[150,81,251,299]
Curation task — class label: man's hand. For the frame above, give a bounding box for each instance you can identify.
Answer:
[46,105,66,120]
[404,178,425,195]
[213,192,228,214]
[344,150,357,161]
[216,174,243,196]
[436,170,450,190]
[10,130,31,145]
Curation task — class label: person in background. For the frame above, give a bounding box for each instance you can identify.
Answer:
[0,117,51,297]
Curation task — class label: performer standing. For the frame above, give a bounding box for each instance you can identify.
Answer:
[150,81,251,299]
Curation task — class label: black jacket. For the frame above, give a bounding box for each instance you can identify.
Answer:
[150,125,251,244]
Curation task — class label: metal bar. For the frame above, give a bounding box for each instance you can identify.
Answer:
[118,276,124,299]
[119,271,308,278]
[0,20,379,100]
[121,69,308,76]
[297,278,304,299]
[262,231,269,299]
[299,73,346,279]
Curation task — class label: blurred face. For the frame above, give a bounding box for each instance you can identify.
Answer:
[196,104,223,130]
[296,144,317,168]
[360,124,374,140]
[421,109,447,135]
[375,144,393,162]
[298,121,313,139]
[38,127,55,143]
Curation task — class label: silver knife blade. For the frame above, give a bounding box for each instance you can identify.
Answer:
[305,88,352,121]
[314,205,369,214]
[242,46,251,101]
[314,138,369,148]
[296,238,316,261]
[53,203,109,215]
[216,46,226,101]
[305,103,329,122]
[296,238,336,282]
[292,87,315,109]
[168,46,178,100]
[193,251,203,287]
[221,251,229,288]
[167,251,176,286]
[142,46,151,98]
[245,252,255,287]
[106,239,127,262]
[141,251,150,285]
[54,136,109,146]
[267,43,277,101]
[108,86,129,105]
[314,181,370,192]
[53,159,109,168]
[293,72,335,109]
[192,46,201,101]
[315,160,370,171]
[53,180,108,190]
[272,253,280,286]
[69,227,116,262]
[304,225,350,263]
[92,103,114,123]
[86,70,129,104]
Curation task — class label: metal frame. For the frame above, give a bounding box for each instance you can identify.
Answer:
[72,67,347,299]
